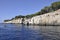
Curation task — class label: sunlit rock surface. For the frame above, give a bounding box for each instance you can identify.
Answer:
[4,9,60,25]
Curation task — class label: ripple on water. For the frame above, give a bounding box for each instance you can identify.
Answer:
[0,24,60,40]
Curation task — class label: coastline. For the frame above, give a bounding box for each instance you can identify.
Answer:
[4,9,60,26]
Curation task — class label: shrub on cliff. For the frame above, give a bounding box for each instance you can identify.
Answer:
[25,1,60,17]
[15,15,25,19]
[51,1,60,11]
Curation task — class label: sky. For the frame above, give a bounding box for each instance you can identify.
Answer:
[0,0,59,23]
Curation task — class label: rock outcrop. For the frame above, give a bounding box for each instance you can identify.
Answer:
[4,9,60,25]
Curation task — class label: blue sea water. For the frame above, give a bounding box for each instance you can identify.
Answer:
[0,23,60,40]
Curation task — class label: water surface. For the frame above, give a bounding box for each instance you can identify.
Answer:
[0,23,60,40]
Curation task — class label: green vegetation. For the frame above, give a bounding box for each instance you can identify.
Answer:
[4,1,60,22]
[4,20,11,22]
[51,2,60,11]
[14,15,25,19]
[25,1,60,18]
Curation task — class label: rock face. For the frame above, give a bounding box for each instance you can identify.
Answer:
[4,18,23,23]
[4,9,60,25]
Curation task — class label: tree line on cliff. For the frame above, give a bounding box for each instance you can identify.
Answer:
[4,1,60,22]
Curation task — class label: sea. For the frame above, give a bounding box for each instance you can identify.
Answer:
[0,23,60,40]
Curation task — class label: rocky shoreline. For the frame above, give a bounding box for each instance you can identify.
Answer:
[4,9,60,25]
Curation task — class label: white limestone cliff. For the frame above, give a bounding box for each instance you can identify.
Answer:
[4,9,60,25]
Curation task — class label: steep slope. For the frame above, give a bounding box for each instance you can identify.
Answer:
[4,9,60,25]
